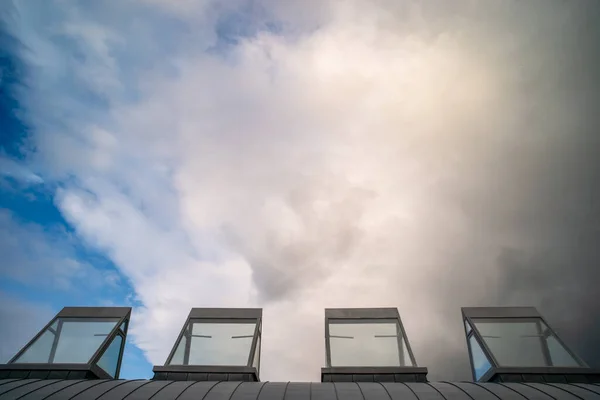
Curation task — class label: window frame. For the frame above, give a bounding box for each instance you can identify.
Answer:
[164,310,262,370]
[462,307,588,382]
[324,308,418,368]
[8,307,130,379]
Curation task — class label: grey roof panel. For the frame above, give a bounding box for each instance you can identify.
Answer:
[285,383,312,400]
[18,380,84,400]
[205,382,244,400]
[546,384,599,400]
[446,382,499,400]
[0,379,61,400]
[381,382,418,400]
[471,383,523,400]
[257,382,288,400]
[1,380,599,400]
[231,382,266,400]
[123,380,174,400]
[312,383,337,400]
[404,383,444,400]
[427,383,473,400]
[96,380,151,400]
[521,384,580,400]
[0,380,20,387]
[573,385,600,396]
[334,383,364,400]
[150,381,195,400]
[357,383,391,400]
[69,380,132,400]
[499,383,553,400]
[178,381,222,400]
[44,380,108,400]
[0,380,41,396]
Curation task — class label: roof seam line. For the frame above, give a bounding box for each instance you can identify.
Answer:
[120,380,157,400]
[38,380,84,400]
[198,381,222,400]
[376,382,394,400]
[440,381,476,400]
[174,381,202,400]
[0,379,42,397]
[355,382,366,400]
[571,383,600,395]
[89,379,143,400]
[496,383,529,400]
[425,382,449,400]
[14,379,64,400]
[254,380,268,400]
[460,382,501,400]
[543,383,584,400]
[146,381,177,400]
[282,381,291,400]
[517,382,557,400]
[226,380,245,400]
[62,380,109,400]
[400,382,419,400]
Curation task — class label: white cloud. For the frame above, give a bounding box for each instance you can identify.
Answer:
[7,0,600,380]
[0,155,43,185]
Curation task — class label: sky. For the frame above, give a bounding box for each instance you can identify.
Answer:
[0,0,599,382]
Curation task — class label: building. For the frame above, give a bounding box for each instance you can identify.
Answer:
[0,306,599,400]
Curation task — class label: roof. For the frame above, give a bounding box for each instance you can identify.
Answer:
[1,380,600,400]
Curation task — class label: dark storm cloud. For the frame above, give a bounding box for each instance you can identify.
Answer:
[430,0,600,370]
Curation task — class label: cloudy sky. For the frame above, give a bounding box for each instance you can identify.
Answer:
[1,0,599,381]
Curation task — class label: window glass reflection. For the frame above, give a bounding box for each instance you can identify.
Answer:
[54,321,118,363]
[97,335,123,378]
[469,335,492,381]
[169,321,257,366]
[547,336,580,366]
[14,330,55,363]
[13,318,118,364]
[473,318,583,367]
[329,319,412,367]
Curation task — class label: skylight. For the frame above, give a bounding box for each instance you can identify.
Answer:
[325,308,417,368]
[156,308,263,382]
[8,307,131,379]
[462,306,587,382]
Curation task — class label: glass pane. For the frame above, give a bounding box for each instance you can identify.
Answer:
[329,319,403,367]
[465,320,472,335]
[119,320,127,333]
[96,335,123,378]
[53,320,118,363]
[469,335,492,381]
[474,318,560,367]
[169,333,187,365]
[14,330,56,363]
[168,322,257,366]
[547,336,581,367]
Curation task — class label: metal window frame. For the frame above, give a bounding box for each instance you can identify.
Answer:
[462,306,589,382]
[164,308,262,373]
[324,308,418,368]
[7,307,131,379]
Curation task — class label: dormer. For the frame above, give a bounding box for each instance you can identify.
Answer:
[0,307,130,379]
[152,308,262,382]
[321,307,428,382]
[463,306,600,383]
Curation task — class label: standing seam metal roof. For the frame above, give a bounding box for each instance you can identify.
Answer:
[1,380,600,400]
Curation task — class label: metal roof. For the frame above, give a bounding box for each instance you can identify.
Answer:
[1,380,600,400]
